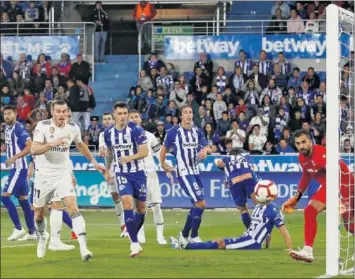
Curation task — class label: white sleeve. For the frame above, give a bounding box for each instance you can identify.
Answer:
[150,132,160,153]
[74,124,82,144]
[98,132,105,149]
[33,122,45,143]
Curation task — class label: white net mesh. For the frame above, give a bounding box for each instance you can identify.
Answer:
[337,7,354,276]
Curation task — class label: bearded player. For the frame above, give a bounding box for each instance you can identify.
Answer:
[282,129,354,263]
[99,112,127,237]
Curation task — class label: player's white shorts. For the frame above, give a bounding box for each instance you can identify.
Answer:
[146,171,162,204]
[33,171,76,208]
[108,171,118,193]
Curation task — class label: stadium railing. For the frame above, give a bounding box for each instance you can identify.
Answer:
[0,21,96,81]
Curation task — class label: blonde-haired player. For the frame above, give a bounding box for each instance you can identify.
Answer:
[129,110,169,245]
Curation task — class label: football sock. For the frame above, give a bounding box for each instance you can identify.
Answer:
[35,217,47,236]
[241,212,251,229]
[62,210,73,229]
[135,212,146,233]
[50,209,63,243]
[138,224,145,239]
[186,241,219,250]
[124,210,138,243]
[182,208,193,238]
[1,196,22,230]
[151,203,164,238]
[114,199,125,227]
[304,205,318,247]
[71,212,87,250]
[19,199,35,234]
[191,207,204,238]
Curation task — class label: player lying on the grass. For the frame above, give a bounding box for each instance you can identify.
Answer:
[31,99,107,261]
[282,129,354,263]
[98,112,128,238]
[1,105,36,241]
[170,180,292,251]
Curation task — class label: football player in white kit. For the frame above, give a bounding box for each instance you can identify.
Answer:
[129,110,169,245]
[98,112,128,237]
[31,100,107,261]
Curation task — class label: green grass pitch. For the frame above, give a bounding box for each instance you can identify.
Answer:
[0,209,352,278]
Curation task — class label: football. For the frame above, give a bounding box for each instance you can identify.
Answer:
[254,180,278,203]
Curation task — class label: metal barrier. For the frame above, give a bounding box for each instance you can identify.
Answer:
[0,21,96,81]
[138,19,326,72]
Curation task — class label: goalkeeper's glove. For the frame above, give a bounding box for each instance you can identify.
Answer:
[281,190,303,214]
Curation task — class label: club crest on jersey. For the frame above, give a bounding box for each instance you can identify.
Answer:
[50,127,55,134]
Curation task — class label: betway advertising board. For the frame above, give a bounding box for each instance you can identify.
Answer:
[164,34,350,60]
[1,155,353,209]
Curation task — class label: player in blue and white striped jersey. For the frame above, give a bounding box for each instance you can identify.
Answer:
[215,149,259,230]
[104,102,149,257]
[160,104,210,245]
[1,105,35,241]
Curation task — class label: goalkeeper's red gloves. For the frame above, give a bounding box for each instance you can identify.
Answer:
[281,190,303,214]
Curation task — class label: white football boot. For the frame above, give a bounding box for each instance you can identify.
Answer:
[177,232,189,249]
[49,241,75,251]
[169,236,179,249]
[157,237,167,245]
[80,248,93,262]
[130,242,143,258]
[189,236,203,243]
[37,233,49,259]
[7,228,26,241]
[289,246,314,263]
[120,225,129,238]
[18,233,37,241]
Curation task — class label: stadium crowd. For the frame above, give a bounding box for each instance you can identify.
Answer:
[0,0,354,156]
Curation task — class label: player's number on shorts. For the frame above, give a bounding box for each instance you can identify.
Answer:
[193,182,199,191]
[34,189,40,199]
[117,176,127,184]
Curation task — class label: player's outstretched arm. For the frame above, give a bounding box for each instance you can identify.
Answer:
[118,143,149,164]
[76,141,107,174]
[159,145,174,172]
[5,139,32,167]
[31,137,67,156]
[278,225,293,251]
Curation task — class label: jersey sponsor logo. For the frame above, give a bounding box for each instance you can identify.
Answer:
[119,184,125,191]
[113,143,133,151]
[182,142,198,148]
[42,120,51,125]
[50,146,69,152]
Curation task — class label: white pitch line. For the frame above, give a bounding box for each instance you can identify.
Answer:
[1,243,37,248]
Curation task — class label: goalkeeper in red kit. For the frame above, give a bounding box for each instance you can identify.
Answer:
[281,129,354,263]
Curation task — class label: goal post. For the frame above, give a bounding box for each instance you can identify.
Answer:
[326,4,354,277]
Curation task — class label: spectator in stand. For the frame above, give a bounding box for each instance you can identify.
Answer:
[315,81,326,102]
[23,88,35,109]
[133,1,156,50]
[248,124,267,154]
[261,95,277,120]
[278,95,291,119]
[28,108,48,125]
[149,68,159,89]
[32,53,51,77]
[203,123,218,153]
[25,121,32,133]
[207,85,218,101]
[128,85,145,112]
[274,107,289,142]
[55,85,68,101]
[194,105,208,129]
[342,138,355,153]
[287,67,302,90]
[311,111,325,144]
[281,127,295,148]
[9,71,24,96]
[340,126,354,148]
[212,66,229,93]
[287,9,304,34]
[276,52,291,76]
[263,140,279,155]
[223,86,238,107]
[165,100,178,117]
[295,1,307,19]
[267,8,287,34]
[341,66,352,89]
[271,63,288,92]
[6,1,22,22]
[39,0,50,23]
[143,53,165,74]
[92,1,109,64]
[25,1,39,22]
[198,85,209,105]
[88,116,103,148]
[234,50,253,75]
[154,121,166,144]
[67,78,88,130]
[194,52,213,82]
[226,119,246,150]
[14,53,32,88]
[31,63,46,93]
[166,62,177,80]
[50,66,67,89]
[260,79,283,105]
[275,138,296,154]
[185,93,199,116]
[0,53,14,79]
[303,67,320,90]
[56,53,72,77]
[137,69,153,92]
[217,111,231,137]
[235,98,248,118]
[190,66,209,97]
[169,80,187,109]
[286,86,298,108]
[228,103,237,120]
[147,95,166,120]
[156,66,173,96]
[69,54,91,85]
[238,111,249,131]
[305,11,319,33]
[35,92,50,114]
[43,79,56,102]
[248,64,267,90]
[302,121,317,144]
[229,66,247,96]
[248,108,270,136]
[16,95,31,122]
[271,1,290,18]
[15,13,28,35]
[312,94,326,119]
[257,50,273,76]
[289,109,303,132]
[297,80,314,105]
[178,74,189,93]
[295,97,311,123]
[1,85,13,105]
[213,93,227,121]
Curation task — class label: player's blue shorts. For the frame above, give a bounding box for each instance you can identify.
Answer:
[115,171,147,201]
[230,177,257,207]
[177,174,204,204]
[29,181,34,205]
[3,169,29,197]
[223,235,261,250]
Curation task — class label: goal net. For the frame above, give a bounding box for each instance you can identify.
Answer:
[326,4,354,277]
